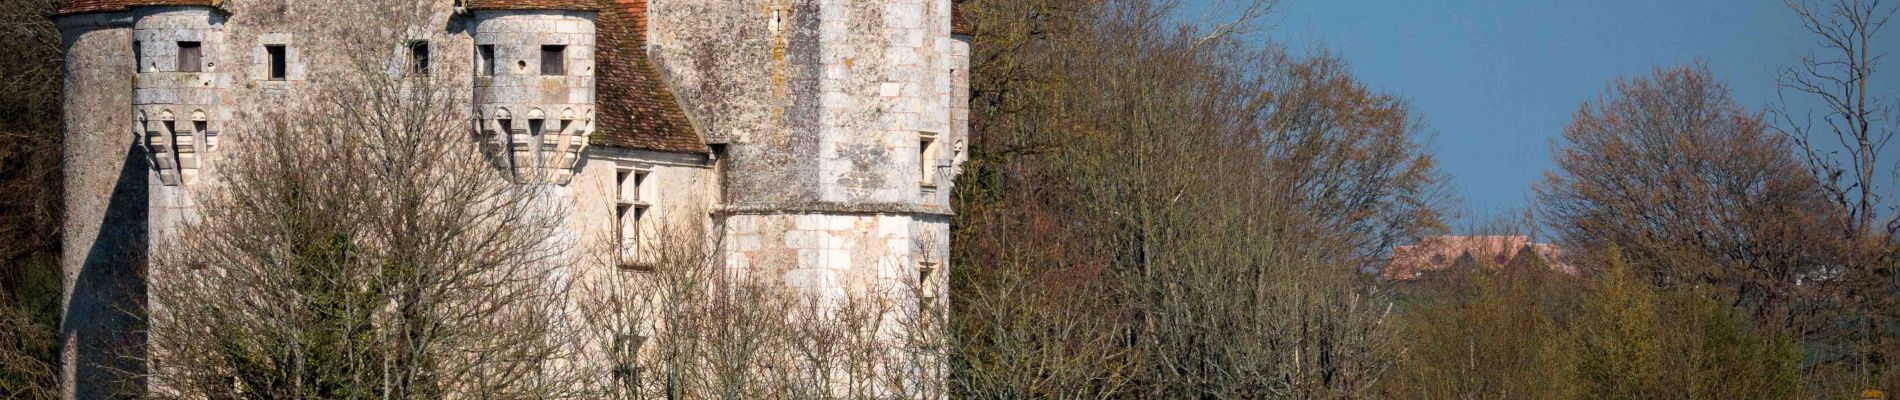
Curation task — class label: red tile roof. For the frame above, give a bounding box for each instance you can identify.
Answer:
[1384,236,1576,281]
[55,0,214,16]
[591,0,704,153]
[463,0,598,11]
[951,0,973,36]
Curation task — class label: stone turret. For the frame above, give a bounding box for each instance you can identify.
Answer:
[468,1,598,184]
[132,6,225,186]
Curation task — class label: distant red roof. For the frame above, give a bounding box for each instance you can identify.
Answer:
[591,0,704,153]
[1384,236,1575,281]
[55,0,214,16]
[464,0,598,11]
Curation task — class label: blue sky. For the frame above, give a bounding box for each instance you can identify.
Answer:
[1197,0,1896,226]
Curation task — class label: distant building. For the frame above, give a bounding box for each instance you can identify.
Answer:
[1383,235,1576,281]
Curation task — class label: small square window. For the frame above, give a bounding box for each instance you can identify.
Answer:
[477,44,496,76]
[177,41,202,73]
[408,41,430,76]
[540,45,566,76]
[265,45,287,80]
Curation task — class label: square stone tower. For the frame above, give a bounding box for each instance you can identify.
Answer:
[643,0,970,306]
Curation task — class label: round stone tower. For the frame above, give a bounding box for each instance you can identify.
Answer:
[467,4,597,185]
[56,1,225,397]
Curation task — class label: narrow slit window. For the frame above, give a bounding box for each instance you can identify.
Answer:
[478,44,496,76]
[132,41,143,72]
[177,41,202,73]
[709,143,729,204]
[540,45,566,76]
[265,45,287,80]
[408,41,430,76]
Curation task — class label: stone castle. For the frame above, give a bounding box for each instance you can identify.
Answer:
[53,0,969,397]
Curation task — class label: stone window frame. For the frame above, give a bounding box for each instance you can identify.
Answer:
[615,163,654,271]
[918,131,942,191]
[255,34,302,87]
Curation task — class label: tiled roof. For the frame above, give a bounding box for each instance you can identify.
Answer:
[951,0,973,36]
[55,0,214,16]
[463,0,598,11]
[591,0,704,153]
[1384,236,1576,281]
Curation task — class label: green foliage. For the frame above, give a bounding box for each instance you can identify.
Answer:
[1385,246,1805,399]
[1572,247,1667,398]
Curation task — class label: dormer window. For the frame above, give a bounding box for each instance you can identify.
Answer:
[177,41,202,72]
[540,45,566,76]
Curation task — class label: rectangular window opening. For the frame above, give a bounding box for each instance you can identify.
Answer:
[265,45,287,80]
[615,167,652,270]
[408,40,430,76]
[478,45,496,76]
[177,41,202,73]
[540,44,566,76]
[919,133,940,189]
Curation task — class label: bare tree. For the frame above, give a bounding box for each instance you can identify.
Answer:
[139,2,590,398]
[1775,1,1900,391]
[1776,0,1899,241]
[952,0,1409,397]
[0,0,66,398]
